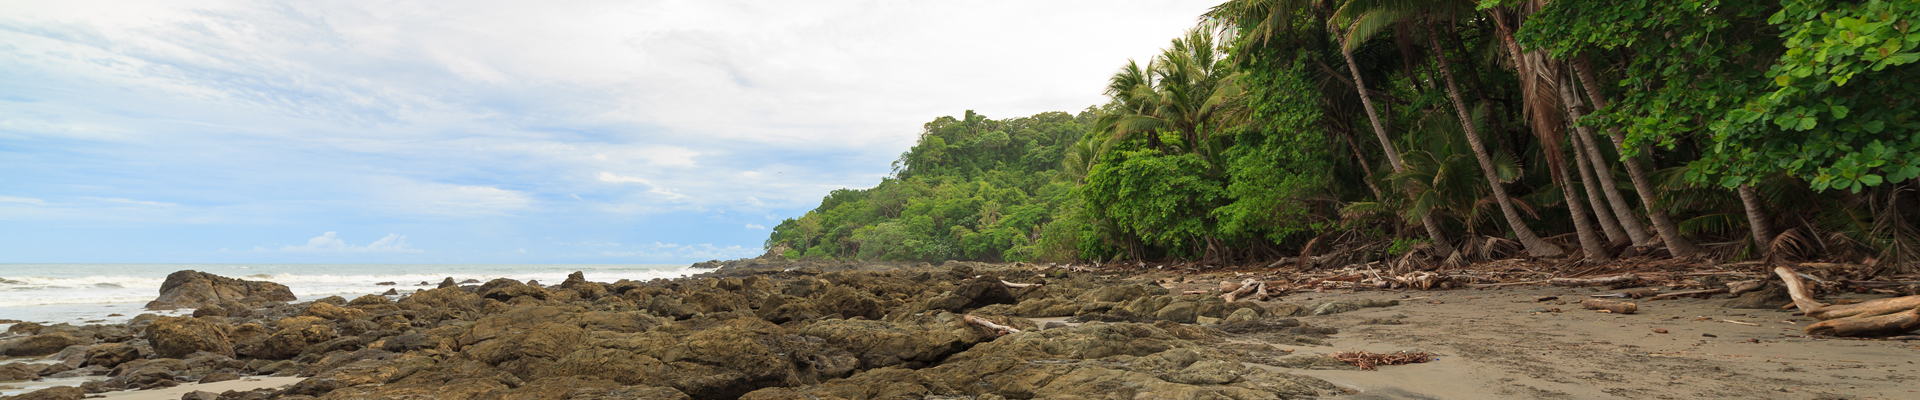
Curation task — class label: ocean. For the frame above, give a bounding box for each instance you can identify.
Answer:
[0,263,696,325]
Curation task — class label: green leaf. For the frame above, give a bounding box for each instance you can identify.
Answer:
[1796,116,1819,131]
[1861,174,1885,186]
[1887,52,1920,65]
[1830,105,1850,119]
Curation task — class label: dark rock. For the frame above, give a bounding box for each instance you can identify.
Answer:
[438,277,457,289]
[145,270,296,310]
[374,281,396,286]
[181,390,220,400]
[146,316,234,358]
[381,289,399,296]
[459,279,482,284]
[200,371,241,383]
[347,294,391,307]
[314,296,347,306]
[0,362,39,381]
[239,316,335,360]
[4,332,86,357]
[192,305,229,318]
[6,322,44,335]
[303,302,367,321]
[6,386,84,400]
[477,278,550,302]
[380,333,435,353]
[927,277,1018,312]
[86,342,141,368]
[37,361,74,376]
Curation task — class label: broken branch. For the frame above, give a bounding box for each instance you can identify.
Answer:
[1550,273,1640,288]
[1580,299,1638,314]
[964,314,1021,335]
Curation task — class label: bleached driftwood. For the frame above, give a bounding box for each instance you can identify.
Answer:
[1549,273,1640,288]
[1001,280,1042,289]
[964,314,1020,335]
[1222,278,1263,302]
[1776,266,1920,336]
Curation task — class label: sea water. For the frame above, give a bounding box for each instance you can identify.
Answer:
[0,263,695,325]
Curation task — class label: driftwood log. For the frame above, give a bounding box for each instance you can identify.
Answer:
[1580,299,1638,314]
[1776,266,1920,336]
[964,315,1020,335]
[1000,280,1042,289]
[1549,273,1640,288]
[1223,278,1265,302]
[1649,288,1728,300]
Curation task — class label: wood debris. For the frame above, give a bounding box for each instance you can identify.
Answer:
[1331,351,1431,371]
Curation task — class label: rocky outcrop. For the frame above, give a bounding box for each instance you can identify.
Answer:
[0,362,39,382]
[146,316,233,358]
[3,386,84,400]
[1,331,87,357]
[145,270,296,310]
[84,343,141,368]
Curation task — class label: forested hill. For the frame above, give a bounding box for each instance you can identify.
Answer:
[769,0,1920,275]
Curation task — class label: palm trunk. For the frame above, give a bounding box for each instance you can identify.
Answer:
[1428,30,1562,257]
[1337,124,1387,201]
[1557,79,1629,245]
[1555,135,1613,261]
[1738,184,1774,248]
[1562,65,1652,246]
[1344,47,1452,249]
[1574,57,1701,256]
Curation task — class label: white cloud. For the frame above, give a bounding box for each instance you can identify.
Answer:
[0,195,47,205]
[745,223,766,230]
[263,232,423,253]
[85,197,178,207]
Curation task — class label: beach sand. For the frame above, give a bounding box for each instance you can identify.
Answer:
[89,377,303,400]
[1178,282,1920,399]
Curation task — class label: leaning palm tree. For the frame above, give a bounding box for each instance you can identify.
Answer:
[1207,0,1456,249]
[1326,0,1566,257]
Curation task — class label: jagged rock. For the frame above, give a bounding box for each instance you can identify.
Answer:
[381,289,400,296]
[348,294,392,307]
[145,270,296,310]
[146,316,233,358]
[927,277,1017,312]
[240,316,335,360]
[798,313,990,370]
[2,332,86,357]
[303,302,367,321]
[85,342,141,368]
[0,362,39,382]
[6,322,44,335]
[478,278,551,302]
[438,277,457,288]
[181,390,220,400]
[4,386,84,400]
[200,371,241,383]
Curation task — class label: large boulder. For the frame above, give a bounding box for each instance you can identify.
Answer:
[145,316,233,359]
[85,343,141,368]
[145,270,296,310]
[2,332,87,357]
[0,362,38,382]
[5,386,84,400]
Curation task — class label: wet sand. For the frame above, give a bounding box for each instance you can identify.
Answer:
[90,377,303,400]
[1243,286,1920,399]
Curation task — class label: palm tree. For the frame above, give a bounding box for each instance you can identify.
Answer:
[1093,28,1246,160]
[1206,0,1456,249]
[1572,57,1703,256]
[1325,0,1564,256]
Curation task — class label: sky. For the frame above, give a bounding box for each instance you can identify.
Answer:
[0,0,1221,264]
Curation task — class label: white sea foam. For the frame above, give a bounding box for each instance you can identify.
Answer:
[0,264,696,322]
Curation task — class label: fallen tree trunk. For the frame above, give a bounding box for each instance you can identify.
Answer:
[1549,273,1639,288]
[1580,299,1638,314]
[1776,266,1920,320]
[1775,266,1920,336]
[1806,309,1920,337]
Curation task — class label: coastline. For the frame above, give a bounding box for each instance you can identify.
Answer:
[0,258,1913,399]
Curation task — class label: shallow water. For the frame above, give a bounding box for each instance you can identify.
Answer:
[0,263,692,323]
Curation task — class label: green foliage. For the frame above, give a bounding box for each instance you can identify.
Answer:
[1709,0,1920,192]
